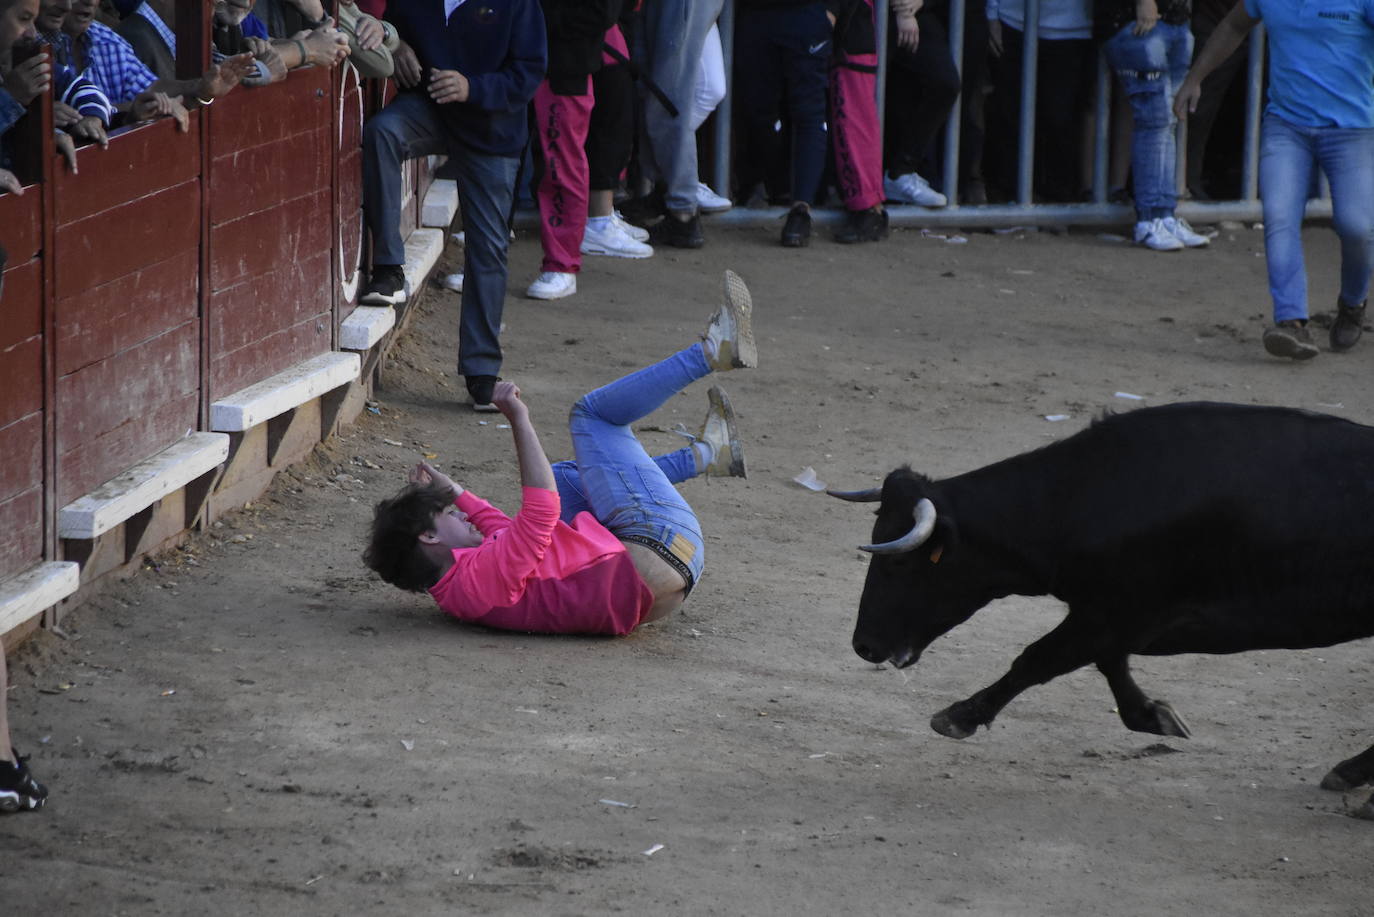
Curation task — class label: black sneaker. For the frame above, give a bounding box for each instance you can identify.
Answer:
[834,207,889,244]
[649,213,705,249]
[465,375,501,413]
[780,204,811,247]
[0,751,48,813]
[360,265,407,306]
[1330,298,1366,353]
[1262,320,1319,361]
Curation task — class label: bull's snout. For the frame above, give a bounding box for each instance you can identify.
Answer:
[852,638,888,664]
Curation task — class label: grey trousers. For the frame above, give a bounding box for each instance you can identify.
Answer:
[637,0,726,215]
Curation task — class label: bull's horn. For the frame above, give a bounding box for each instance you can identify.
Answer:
[827,487,882,502]
[859,498,937,554]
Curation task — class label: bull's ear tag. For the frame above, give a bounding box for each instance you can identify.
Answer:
[929,545,943,564]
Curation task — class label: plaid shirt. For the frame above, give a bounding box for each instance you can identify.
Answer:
[58,22,158,104]
[134,1,177,58]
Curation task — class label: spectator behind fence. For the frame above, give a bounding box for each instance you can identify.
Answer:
[35,0,118,146]
[1183,0,1246,201]
[1095,0,1209,251]
[525,0,650,303]
[829,0,888,243]
[1176,0,1374,362]
[732,0,843,248]
[359,0,545,413]
[689,20,730,213]
[580,17,651,260]
[633,0,724,249]
[335,0,394,79]
[1,0,46,180]
[984,0,1094,203]
[880,0,955,208]
[211,0,347,87]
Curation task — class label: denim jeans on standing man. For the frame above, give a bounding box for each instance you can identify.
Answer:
[1259,113,1374,322]
[1104,21,1193,220]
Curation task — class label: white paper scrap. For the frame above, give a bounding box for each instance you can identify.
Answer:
[793,467,827,492]
[1044,414,1070,422]
[642,844,665,856]
[1114,392,1144,401]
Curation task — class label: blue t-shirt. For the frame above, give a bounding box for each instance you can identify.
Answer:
[1245,0,1374,128]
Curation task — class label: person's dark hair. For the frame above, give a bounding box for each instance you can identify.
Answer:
[363,481,455,592]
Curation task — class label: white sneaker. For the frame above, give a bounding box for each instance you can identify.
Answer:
[1134,218,1184,252]
[612,210,650,243]
[441,272,463,292]
[883,172,947,208]
[581,219,654,258]
[698,386,746,477]
[696,181,732,213]
[1160,216,1210,248]
[702,270,756,371]
[526,271,577,300]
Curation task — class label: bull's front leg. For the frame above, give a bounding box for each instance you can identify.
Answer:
[930,617,1102,739]
[1096,655,1191,738]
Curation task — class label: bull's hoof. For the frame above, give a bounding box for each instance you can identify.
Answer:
[1149,700,1191,739]
[1320,767,1367,792]
[931,707,977,740]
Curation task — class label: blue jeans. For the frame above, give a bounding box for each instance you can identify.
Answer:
[566,344,713,588]
[552,449,697,521]
[1104,22,1192,220]
[1259,113,1374,322]
[362,93,518,377]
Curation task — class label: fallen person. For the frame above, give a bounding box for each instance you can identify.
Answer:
[364,270,757,635]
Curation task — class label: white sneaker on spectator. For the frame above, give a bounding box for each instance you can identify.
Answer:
[526,271,577,300]
[1160,216,1210,248]
[612,210,650,243]
[883,172,947,208]
[441,272,463,292]
[696,182,732,213]
[581,219,654,258]
[1135,218,1185,252]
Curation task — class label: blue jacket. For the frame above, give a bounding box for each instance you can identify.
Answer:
[385,0,547,156]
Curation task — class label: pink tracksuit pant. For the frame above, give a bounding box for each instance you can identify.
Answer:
[830,53,884,212]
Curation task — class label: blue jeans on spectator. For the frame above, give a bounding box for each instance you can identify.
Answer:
[1259,113,1374,322]
[1104,22,1192,220]
[566,344,712,588]
[362,92,518,379]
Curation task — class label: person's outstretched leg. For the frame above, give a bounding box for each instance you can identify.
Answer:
[552,447,698,521]
[568,272,756,589]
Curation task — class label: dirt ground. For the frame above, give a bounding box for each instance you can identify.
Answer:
[4,220,1373,916]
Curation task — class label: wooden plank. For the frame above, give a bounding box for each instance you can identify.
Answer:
[208,187,332,290]
[209,126,329,226]
[210,316,331,398]
[0,488,42,582]
[54,249,199,376]
[0,413,43,502]
[53,117,201,225]
[210,67,331,156]
[0,191,41,260]
[0,561,79,635]
[0,257,41,351]
[56,393,199,506]
[0,337,41,430]
[56,325,199,500]
[53,182,200,298]
[210,250,330,355]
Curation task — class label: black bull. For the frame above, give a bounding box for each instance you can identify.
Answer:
[831,402,1374,806]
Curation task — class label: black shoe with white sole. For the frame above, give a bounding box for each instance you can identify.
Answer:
[360,265,407,306]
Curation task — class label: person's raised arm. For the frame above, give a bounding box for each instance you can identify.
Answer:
[491,381,555,493]
[1174,1,1260,120]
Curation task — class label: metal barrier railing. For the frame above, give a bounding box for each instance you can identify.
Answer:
[704,0,1332,229]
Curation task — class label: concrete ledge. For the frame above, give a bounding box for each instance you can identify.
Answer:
[210,351,360,432]
[58,433,230,540]
[0,562,79,635]
[403,228,444,298]
[422,179,458,229]
[340,305,396,351]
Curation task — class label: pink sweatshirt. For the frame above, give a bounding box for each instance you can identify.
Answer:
[428,487,654,635]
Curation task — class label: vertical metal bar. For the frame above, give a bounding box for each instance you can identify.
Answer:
[876,0,890,140]
[1242,23,1264,201]
[942,0,966,206]
[712,0,734,201]
[1093,48,1110,203]
[1018,0,1040,206]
